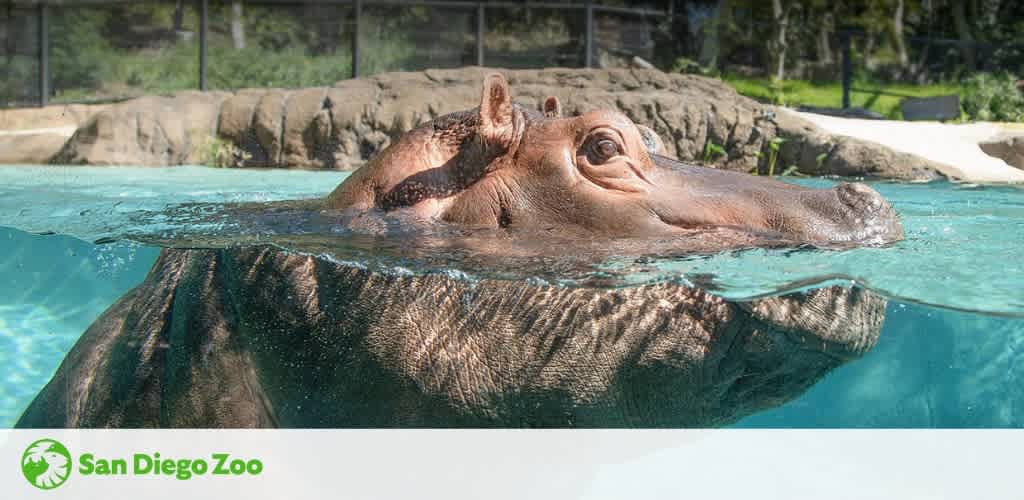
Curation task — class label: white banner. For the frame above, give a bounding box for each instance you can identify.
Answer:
[1,430,1018,500]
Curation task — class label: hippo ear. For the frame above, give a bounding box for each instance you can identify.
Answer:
[479,73,515,152]
[637,124,668,156]
[541,96,562,118]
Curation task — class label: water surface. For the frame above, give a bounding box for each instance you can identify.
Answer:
[1,165,1022,427]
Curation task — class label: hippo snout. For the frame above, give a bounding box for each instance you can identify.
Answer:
[833,182,904,244]
[836,182,884,213]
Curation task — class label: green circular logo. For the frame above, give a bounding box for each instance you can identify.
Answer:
[21,439,72,490]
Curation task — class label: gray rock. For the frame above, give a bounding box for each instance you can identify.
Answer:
[979,133,1024,170]
[0,133,66,164]
[53,92,230,166]
[38,68,948,180]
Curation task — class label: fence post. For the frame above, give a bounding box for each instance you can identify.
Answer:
[476,3,485,67]
[584,1,594,68]
[840,30,851,109]
[199,0,208,91]
[38,2,49,107]
[352,0,361,78]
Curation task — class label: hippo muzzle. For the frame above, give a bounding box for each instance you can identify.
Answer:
[649,154,904,246]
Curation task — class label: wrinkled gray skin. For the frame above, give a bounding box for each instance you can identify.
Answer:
[17,75,900,428]
[18,248,884,428]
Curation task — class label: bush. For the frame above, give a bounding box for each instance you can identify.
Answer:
[961,72,1024,122]
[670,57,717,77]
[0,56,39,106]
[50,8,113,93]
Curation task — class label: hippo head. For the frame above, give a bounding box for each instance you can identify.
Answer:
[328,73,902,246]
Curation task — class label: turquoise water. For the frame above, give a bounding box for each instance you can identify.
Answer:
[1,166,1023,427]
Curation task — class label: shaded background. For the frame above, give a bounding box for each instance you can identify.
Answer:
[4,1,1023,119]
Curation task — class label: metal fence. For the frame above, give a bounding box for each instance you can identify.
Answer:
[9,2,1015,115]
[2,1,669,108]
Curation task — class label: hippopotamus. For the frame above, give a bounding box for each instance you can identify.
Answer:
[17,74,901,428]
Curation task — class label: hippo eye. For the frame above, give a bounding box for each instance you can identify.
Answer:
[586,137,622,164]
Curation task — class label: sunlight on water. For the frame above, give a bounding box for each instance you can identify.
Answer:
[0,227,160,426]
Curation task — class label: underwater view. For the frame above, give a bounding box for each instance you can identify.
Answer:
[1,165,1022,428]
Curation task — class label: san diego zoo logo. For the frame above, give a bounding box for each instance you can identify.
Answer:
[20,438,264,490]
[22,438,72,490]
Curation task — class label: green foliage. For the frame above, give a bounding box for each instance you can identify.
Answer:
[961,72,1024,122]
[702,140,727,163]
[671,57,717,77]
[767,137,786,177]
[0,56,38,106]
[815,152,828,170]
[48,36,418,103]
[50,8,113,93]
[760,79,791,106]
[27,2,418,104]
[722,75,960,120]
[197,134,249,168]
[207,46,351,90]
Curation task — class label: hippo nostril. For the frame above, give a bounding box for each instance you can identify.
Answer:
[836,182,885,215]
[832,181,904,243]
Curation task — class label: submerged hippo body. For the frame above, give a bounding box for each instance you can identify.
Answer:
[19,248,883,428]
[17,75,902,428]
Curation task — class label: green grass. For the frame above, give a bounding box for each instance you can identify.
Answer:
[721,75,961,120]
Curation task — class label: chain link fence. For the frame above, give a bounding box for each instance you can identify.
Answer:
[2,0,667,108]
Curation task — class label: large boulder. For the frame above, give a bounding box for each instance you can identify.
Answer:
[0,103,110,164]
[36,68,947,180]
[979,133,1024,170]
[0,133,68,164]
[53,91,230,166]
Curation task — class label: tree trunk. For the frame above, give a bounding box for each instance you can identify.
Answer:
[698,0,727,70]
[231,1,246,50]
[816,11,833,64]
[173,0,184,32]
[911,0,934,82]
[863,32,877,70]
[771,0,789,80]
[892,0,908,67]
[952,0,976,71]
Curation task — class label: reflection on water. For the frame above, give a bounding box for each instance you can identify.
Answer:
[3,167,1022,316]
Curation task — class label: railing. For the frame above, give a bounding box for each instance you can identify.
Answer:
[3,0,670,108]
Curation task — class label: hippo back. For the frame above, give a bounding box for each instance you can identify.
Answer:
[17,247,884,428]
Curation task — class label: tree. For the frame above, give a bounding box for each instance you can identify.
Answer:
[891,0,908,67]
[173,0,185,33]
[769,0,795,80]
[231,1,246,50]
[951,0,976,70]
[698,0,729,70]
[816,8,835,64]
